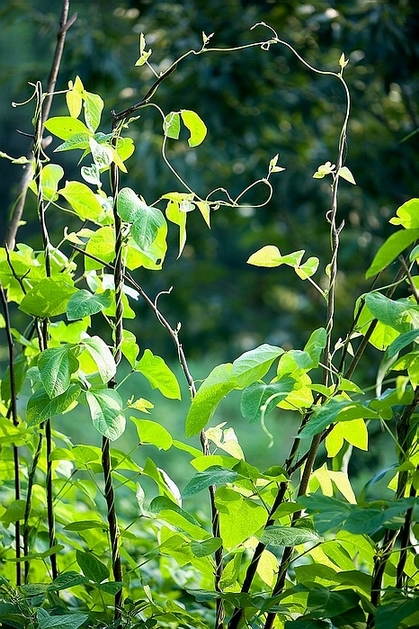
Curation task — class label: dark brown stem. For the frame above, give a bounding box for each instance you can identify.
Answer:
[0,285,21,585]
[23,432,43,583]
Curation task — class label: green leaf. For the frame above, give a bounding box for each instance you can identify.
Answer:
[231,343,284,387]
[307,586,360,618]
[240,378,295,423]
[180,110,207,147]
[387,329,419,358]
[80,335,116,383]
[215,486,267,549]
[261,525,322,547]
[89,137,113,169]
[85,389,126,441]
[136,349,181,399]
[304,328,327,367]
[0,499,26,526]
[30,163,64,201]
[182,466,239,497]
[150,496,208,540]
[166,198,188,258]
[247,245,282,267]
[337,166,356,185]
[365,228,419,278]
[44,116,93,140]
[26,385,81,426]
[390,198,419,229]
[191,538,222,557]
[67,289,112,320]
[19,277,76,317]
[163,111,181,139]
[47,571,88,591]
[375,599,419,629]
[185,363,237,437]
[38,345,79,398]
[76,550,109,583]
[313,161,335,179]
[37,609,88,629]
[117,187,166,252]
[64,520,107,531]
[295,256,319,279]
[299,397,378,439]
[83,91,104,132]
[131,417,173,450]
[365,292,416,332]
[60,181,104,222]
[54,132,91,152]
[121,329,140,368]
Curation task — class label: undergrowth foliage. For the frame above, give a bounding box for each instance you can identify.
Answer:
[1,8,419,629]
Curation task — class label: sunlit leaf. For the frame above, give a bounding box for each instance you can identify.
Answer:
[86,389,125,440]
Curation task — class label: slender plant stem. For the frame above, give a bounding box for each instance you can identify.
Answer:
[0,285,21,585]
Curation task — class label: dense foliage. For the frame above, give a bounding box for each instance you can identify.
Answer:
[0,2,419,628]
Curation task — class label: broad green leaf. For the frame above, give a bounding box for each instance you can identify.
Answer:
[80,335,116,383]
[126,225,167,270]
[299,397,378,439]
[386,328,419,358]
[307,586,360,618]
[64,520,106,531]
[37,608,88,629]
[365,228,419,278]
[44,116,92,140]
[26,385,81,427]
[182,466,239,498]
[38,346,79,398]
[131,417,173,450]
[247,245,282,267]
[191,538,222,558]
[231,343,284,387]
[54,133,91,152]
[375,598,419,629]
[67,289,112,320]
[0,499,26,526]
[256,549,278,587]
[150,496,208,540]
[76,550,109,583]
[334,418,368,452]
[117,187,166,251]
[389,198,419,229]
[163,111,181,139]
[295,256,319,279]
[85,226,115,270]
[136,349,181,399]
[115,136,135,163]
[180,110,207,147]
[48,571,88,591]
[86,389,126,441]
[240,378,295,423]
[19,277,76,317]
[215,486,267,549]
[60,181,104,221]
[185,363,237,437]
[261,525,321,547]
[365,292,416,332]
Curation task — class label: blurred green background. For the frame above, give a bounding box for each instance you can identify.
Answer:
[1,0,418,491]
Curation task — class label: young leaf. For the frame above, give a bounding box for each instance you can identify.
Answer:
[121,329,140,368]
[313,161,335,179]
[66,77,83,118]
[76,550,109,583]
[215,486,267,548]
[136,348,181,400]
[165,199,187,258]
[185,363,237,437]
[86,389,126,440]
[338,166,356,185]
[163,112,181,139]
[191,538,222,558]
[180,110,207,147]
[247,245,282,267]
[38,346,79,398]
[83,91,104,133]
[26,385,81,426]
[29,163,64,201]
[67,289,112,320]
[389,197,419,229]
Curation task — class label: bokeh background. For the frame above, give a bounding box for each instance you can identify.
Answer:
[1,0,418,489]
